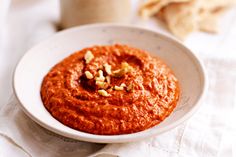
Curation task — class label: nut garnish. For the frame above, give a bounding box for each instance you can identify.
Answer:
[127,83,134,92]
[121,62,134,74]
[84,61,133,94]
[106,76,111,84]
[112,69,124,77]
[98,70,103,76]
[114,85,124,91]
[120,83,126,87]
[112,62,133,77]
[84,50,94,64]
[95,70,105,82]
[104,63,112,75]
[114,83,126,91]
[98,89,110,97]
[107,87,113,92]
[84,71,93,79]
[114,83,126,90]
[121,62,133,71]
[96,81,108,89]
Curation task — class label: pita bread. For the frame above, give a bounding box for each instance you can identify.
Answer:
[160,0,200,39]
[156,8,166,22]
[139,0,191,18]
[199,0,236,11]
[198,7,226,33]
[139,0,236,39]
[197,0,236,33]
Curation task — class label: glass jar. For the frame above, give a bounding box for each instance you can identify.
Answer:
[60,0,131,28]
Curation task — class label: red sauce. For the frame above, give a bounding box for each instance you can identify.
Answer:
[41,44,180,135]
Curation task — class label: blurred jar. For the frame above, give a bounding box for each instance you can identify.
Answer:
[0,0,11,41]
[60,0,131,28]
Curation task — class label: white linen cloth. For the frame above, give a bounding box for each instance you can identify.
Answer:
[0,0,236,157]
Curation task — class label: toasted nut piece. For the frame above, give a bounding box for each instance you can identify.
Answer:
[127,83,133,92]
[84,50,94,64]
[98,89,110,97]
[104,63,112,75]
[106,76,111,84]
[95,70,105,81]
[120,83,126,87]
[112,62,133,77]
[84,71,93,79]
[121,62,129,67]
[121,62,133,73]
[112,69,124,77]
[96,77,105,82]
[96,81,108,89]
[114,85,124,91]
[98,70,103,76]
[107,87,113,92]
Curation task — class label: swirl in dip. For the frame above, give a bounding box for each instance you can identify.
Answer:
[41,44,180,135]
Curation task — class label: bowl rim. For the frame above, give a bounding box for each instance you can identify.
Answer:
[13,23,208,143]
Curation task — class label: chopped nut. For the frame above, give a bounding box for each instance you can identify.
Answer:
[96,77,105,82]
[98,89,110,97]
[106,76,111,84]
[84,50,94,64]
[121,62,129,68]
[98,70,103,76]
[114,83,126,91]
[107,88,113,92]
[120,83,126,87]
[114,85,124,91]
[121,62,133,73]
[127,83,133,92]
[95,70,105,81]
[96,81,108,89]
[84,71,93,79]
[104,63,112,75]
[112,62,133,77]
[112,69,123,77]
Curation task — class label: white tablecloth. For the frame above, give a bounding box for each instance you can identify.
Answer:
[0,0,236,157]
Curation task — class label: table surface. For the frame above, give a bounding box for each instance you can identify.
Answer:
[0,0,236,156]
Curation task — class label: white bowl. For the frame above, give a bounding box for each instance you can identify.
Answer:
[13,24,207,143]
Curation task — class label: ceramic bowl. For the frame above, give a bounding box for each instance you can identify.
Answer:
[13,24,207,143]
